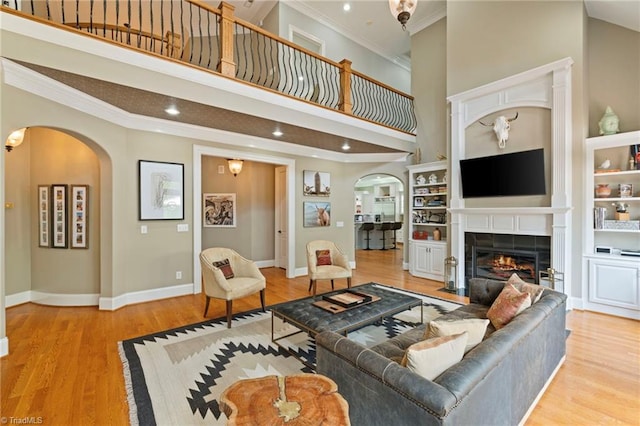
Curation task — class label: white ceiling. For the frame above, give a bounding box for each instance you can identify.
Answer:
[227,0,639,69]
[584,0,640,33]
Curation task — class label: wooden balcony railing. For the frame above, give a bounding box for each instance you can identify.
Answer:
[2,0,417,134]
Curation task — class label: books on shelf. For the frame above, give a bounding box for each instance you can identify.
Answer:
[594,207,606,229]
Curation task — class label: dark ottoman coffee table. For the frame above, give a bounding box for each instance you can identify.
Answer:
[271,283,423,367]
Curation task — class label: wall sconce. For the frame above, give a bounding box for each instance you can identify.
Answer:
[227,159,244,177]
[389,0,417,30]
[5,127,26,152]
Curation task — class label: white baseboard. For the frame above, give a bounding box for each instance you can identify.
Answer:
[6,283,196,311]
[518,355,566,426]
[5,291,32,308]
[32,291,100,306]
[99,283,194,311]
[569,296,583,311]
[0,337,8,357]
[402,261,409,270]
[256,259,275,268]
[6,290,99,307]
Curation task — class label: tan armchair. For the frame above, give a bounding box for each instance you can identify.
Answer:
[200,247,266,328]
[306,240,352,296]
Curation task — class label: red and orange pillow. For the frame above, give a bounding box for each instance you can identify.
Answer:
[316,249,332,266]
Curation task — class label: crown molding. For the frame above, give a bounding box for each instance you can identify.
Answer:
[407,4,447,35]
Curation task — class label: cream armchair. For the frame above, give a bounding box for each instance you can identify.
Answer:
[306,240,352,296]
[200,247,266,328]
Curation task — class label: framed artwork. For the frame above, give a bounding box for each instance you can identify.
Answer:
[303,170,330,196]
[139,160,184,220]
[203,193,236,227]
[303,201,331,227]
[38,185,50,247]
[51,184,68,248]
[71,185,89,249]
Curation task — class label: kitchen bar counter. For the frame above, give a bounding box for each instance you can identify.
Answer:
[355,222,402,250]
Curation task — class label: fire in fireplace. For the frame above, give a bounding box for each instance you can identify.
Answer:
[472,246,539,283]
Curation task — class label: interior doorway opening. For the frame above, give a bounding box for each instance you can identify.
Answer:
[353,174,404,252]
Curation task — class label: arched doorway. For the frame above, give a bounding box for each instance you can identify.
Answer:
[3,126,108,307]
[353,174,404,251]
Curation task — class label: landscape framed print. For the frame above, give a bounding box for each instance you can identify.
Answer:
[71,185,89,249]
[139,160,184,220]
[51,184,68,248]
[38,185,50,247]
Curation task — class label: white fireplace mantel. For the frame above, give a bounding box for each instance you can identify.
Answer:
[447,58,574,297]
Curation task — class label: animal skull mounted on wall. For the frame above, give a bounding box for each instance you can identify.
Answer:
[479,112,519,149]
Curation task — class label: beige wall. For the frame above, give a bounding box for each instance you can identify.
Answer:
[1,80,409,299]
[446,1,586,97]
[29,129,101,294]
[4,129,31,295]
[588,18,640,137]
[463,107,552,209]
[411,18,447,163]
[202,157,276,261]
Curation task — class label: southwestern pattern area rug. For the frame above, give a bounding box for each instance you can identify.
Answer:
[119,284,461,425]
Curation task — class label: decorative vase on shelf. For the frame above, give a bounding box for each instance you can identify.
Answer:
[598,106,620,135]
[595,184,611,198]
[433,227,441,241]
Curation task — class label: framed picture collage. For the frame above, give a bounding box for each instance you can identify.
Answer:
[38,184,90,249]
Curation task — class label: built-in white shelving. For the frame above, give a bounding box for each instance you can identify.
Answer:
[407,161,448,281]
[583,130,640,319]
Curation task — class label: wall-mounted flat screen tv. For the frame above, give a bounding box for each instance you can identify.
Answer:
[460,148,546,198]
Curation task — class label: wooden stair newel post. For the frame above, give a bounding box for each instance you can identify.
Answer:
[218,2,236,77]
[339,59,353,114]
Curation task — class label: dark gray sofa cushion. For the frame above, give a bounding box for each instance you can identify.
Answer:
[316,278,568,426]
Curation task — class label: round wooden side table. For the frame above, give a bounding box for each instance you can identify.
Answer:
[220,373,350,425]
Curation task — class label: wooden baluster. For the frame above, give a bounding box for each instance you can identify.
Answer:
[217,1,236,77]
[339,59,353,114]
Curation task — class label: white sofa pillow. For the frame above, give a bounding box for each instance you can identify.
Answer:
[401,332,468,380]
[425,319,490,353]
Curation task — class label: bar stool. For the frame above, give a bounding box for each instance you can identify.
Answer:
[361,222,375,250]
[391,222,402,249]
[378,222,393,250]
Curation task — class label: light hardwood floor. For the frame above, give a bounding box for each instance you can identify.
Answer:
[1,248,639,425]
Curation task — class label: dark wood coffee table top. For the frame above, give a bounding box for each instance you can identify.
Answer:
[270,283,422,336]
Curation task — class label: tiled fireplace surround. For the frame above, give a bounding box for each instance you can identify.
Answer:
[465,232,551,286]
[447,58,574,298]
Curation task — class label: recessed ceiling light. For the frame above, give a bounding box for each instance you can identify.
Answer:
[343,3,351,12]
[273,130,283,137]
[342,141,351,151]
[165,106,180,116]
[298,75,304,81]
